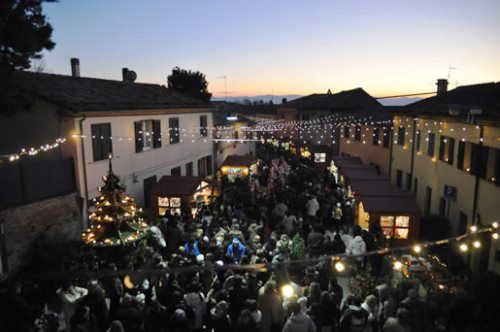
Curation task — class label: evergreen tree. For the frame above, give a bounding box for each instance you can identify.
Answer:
[167,66,212,102]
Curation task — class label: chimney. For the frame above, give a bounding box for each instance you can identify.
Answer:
[436,79,448,95]
[70,58,80,77]
[122,68,129,82]
[282,98,287,104]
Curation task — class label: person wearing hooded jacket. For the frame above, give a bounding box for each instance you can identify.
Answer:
[226,237,246,264]
[282,302,317,332]
[346,226,367,268]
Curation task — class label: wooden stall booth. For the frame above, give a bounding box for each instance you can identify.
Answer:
[150,176,212,217]
[337,159,421,244]
[220,155,257,181]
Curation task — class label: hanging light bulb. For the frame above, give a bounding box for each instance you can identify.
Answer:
[393,261,403,270]
[334,261,345,272]
[470,225,478,233]
[281,284,295,299]
[492,233,499,240]
[473,240,481,248]
[492,222,499,229]
[459,243,468,252]
[413,244,422,254]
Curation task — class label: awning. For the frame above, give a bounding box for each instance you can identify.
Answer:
[221,155,257,168]
[151,176,208,197]
[359,196,421,214]
[349,180,413,197]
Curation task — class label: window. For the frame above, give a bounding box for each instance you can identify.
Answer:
[406,173,412,191]
[425,187,432,216]
[383,128,391,148]
[372,127,380,145]
[198,155,212,176]
[415,130,421,152]
[380,215,409,239]
[397,126,405,146]
[169,117,180,144]
[91,123,112,161]
[186,162,193,176]
[459,212,468,235]
[396,169,403,188]
[171,166,181,176]
[354,125,361,141]
[486,148,500,185]
[457,140,465,170]
[470,143,488,178]
[343,126,350,139]
[134,120,161,153]
[200,115,208,137]
[234,130,239,139]
[158,196,181,216]
[427,133,435,157]
[439,197,447,218]
[439,136,455,164]
[314,153,326,163]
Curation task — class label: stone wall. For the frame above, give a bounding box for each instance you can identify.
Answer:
[0,193,82,272]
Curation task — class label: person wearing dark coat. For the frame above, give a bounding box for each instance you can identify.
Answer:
[115,294,143,332]
[236,309,259,332]
[165,219,185,255]
[83,280,109,332]
[143,299,168,332]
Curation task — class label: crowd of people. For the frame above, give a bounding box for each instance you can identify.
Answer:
[0,144,467,332]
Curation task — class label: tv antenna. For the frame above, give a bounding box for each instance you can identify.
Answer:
[215,75,227,101]
[447,66,458,80]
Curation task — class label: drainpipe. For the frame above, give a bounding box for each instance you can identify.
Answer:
[409,117,417,189]
[78,116,89,229]
[388,124,394,178]
[472,125,483,225]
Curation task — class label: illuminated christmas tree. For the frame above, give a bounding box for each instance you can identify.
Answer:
[82,155,149,246]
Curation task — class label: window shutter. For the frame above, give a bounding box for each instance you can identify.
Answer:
[152,120,161,148]
[102,123,112,157]
[198,159,204,176]
[91,125,102,162]
[134,121,143,153]
[457,141,465,169]
[448,138,455,165]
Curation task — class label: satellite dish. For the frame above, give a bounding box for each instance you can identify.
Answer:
[126,70,137,82]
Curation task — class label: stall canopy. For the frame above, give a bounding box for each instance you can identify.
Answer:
[221,155,257,168]
[151,176,206,197]
[150,176,212,216]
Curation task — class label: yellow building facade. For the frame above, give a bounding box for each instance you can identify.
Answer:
[390,114,500,272]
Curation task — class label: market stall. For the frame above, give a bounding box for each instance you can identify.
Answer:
[150,176,212,217]
[336,159,421,244]
[220,155,258,181]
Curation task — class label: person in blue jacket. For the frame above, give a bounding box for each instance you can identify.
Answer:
[226,237,246,264]
[184,236,201,257]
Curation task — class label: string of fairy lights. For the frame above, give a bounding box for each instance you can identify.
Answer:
[34,222,498,293]
[0,112,489,164]
[0,114,385,163]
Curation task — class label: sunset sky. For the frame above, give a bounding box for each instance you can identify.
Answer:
[41,0,500,98]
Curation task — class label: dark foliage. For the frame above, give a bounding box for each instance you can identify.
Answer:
[167,66,212,102]
[0,0,56,115]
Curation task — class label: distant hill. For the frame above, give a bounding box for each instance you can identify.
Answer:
[212,94,303,104]
[378,97,424,106]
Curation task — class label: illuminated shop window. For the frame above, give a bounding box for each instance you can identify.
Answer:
[380,215,409,239]
[314,152,326,163]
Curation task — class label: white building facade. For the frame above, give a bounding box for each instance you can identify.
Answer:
[74,109,215,207]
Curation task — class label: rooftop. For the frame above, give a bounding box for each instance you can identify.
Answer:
[9,71,211,113]
[281,88,386,116]
[402,82,500,121]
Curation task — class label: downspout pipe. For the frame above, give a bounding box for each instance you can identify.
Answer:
[78,116,89,229]
[409,117,417,189]
[472,125,483,225]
